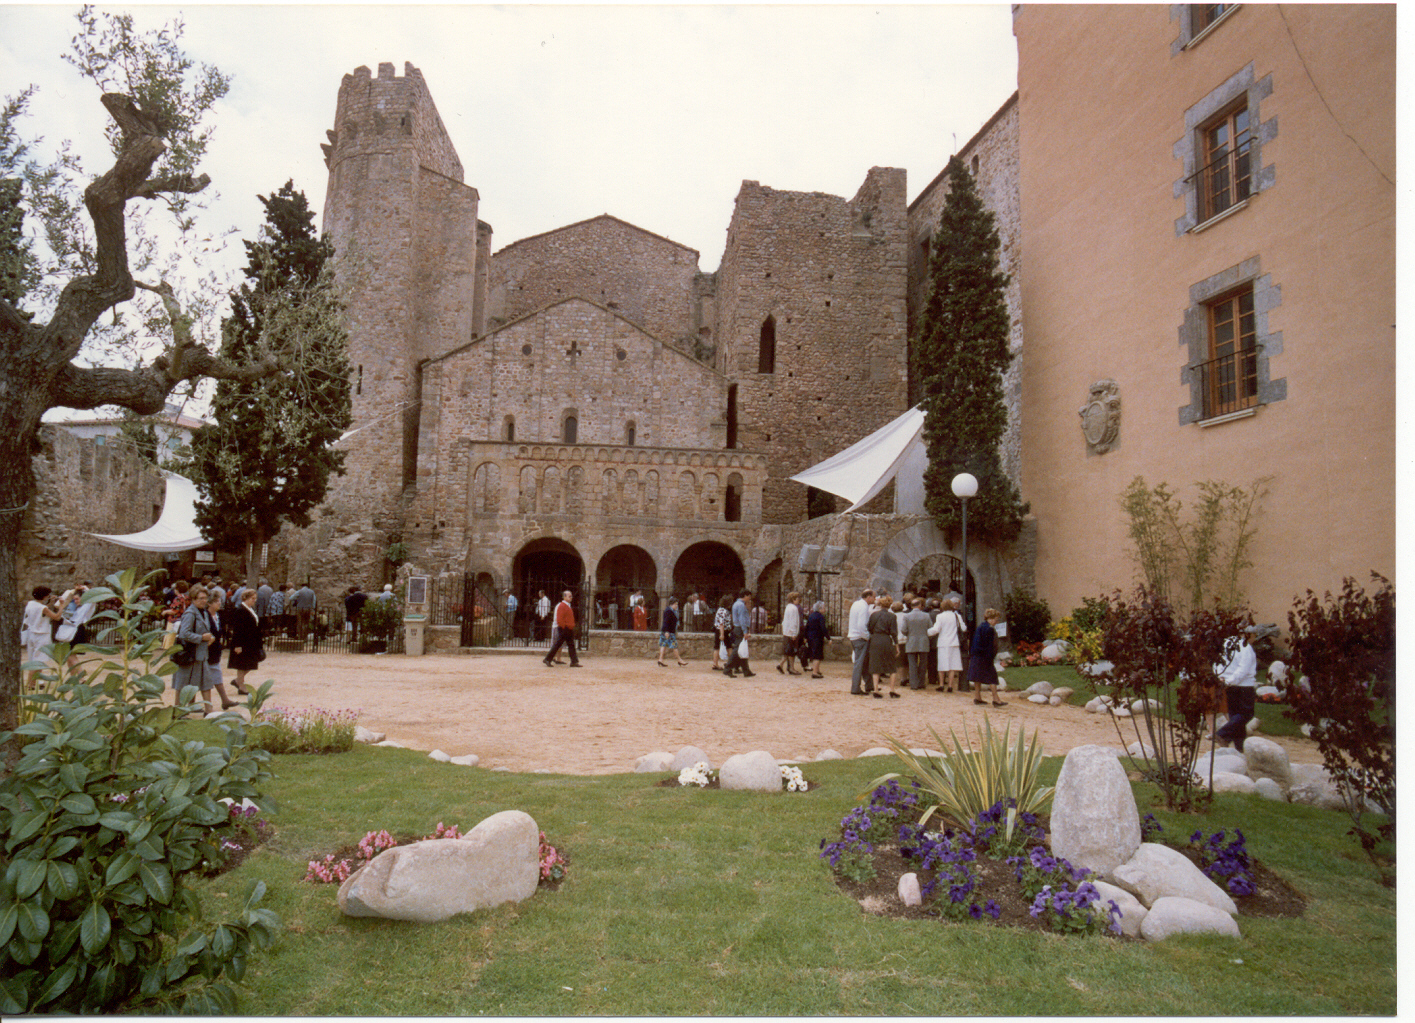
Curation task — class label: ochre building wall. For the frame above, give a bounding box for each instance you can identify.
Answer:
[1013,4,1395,622]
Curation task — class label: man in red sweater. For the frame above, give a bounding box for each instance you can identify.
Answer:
[543,590,582,667]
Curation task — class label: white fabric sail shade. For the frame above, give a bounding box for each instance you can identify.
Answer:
[88,471,208,552]
[789,405,927,514]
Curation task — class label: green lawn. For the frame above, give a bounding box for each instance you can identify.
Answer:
[202,745,1395,1015]
[1001,663,1305,738]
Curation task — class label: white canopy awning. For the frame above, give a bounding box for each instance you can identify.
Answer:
[89,471,209,552]
[789,405,926,514]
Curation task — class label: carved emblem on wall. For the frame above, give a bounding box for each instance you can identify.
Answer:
[1079,380,1121,454]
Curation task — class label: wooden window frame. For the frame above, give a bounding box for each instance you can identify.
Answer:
[1197,104,1253,223]
[1203,286,1259,418]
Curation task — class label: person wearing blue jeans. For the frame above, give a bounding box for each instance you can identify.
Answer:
[723,590,755,678]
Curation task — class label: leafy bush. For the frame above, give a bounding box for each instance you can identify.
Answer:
[1283,574,1394,860]
[1046,613,1105,665]
[359,594,402,647]
[1003,590,1051,645]
[251,705,360,754]
[1095,587,1249,812]
[876,716,1053,830]
[0,569,280,1014]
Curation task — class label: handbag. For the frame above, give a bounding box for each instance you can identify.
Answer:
[55,621,77,643]
[172,641,197,667]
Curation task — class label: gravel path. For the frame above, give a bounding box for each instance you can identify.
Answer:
[242,649,1325,776]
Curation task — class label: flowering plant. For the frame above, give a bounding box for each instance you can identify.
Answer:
[678,762,713,787]
[304,821,476,884]
[1190,827,1255,896]
[1008,847,1120,935]
[252,705,361,754]
[539,831,568,882]
[780,765,808,792]
[201,801,274,874]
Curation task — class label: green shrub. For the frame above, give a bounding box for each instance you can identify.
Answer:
[358,593,402,646]
[0,569,280,1014]
[1003,590,1051,645]
[251,706,359,754]
[874,716,1053,830]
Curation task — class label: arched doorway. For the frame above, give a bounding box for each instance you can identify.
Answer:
[905,553,975,625]
[512,539,584,640]
[672,541,746,612]
[595,545,658,629]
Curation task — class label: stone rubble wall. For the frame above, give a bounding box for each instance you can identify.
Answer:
[488,216,703,351]
[18,427,167,592]
[714,168,911,525]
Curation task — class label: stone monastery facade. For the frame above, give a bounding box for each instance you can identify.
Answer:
[281,60,1025,610]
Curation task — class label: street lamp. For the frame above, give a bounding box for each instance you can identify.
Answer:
[951,472,979,625]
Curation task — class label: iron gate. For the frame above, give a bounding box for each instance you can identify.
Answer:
[460,574,589,651]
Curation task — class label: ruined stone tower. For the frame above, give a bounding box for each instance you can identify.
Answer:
[318,62,485,561]
[714,168,910,523]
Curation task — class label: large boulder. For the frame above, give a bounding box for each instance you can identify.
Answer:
[1288,762,1348,811]
[338,810,539,922]
[1050,745,1141,876]
[1242,737,1292,793]
[1092,879,1148,938]
[1109,843,1237,915]
[1025,680,1054,696]
[634,751,674,773]
[668,746,713,772]
[1210,772,1257,795]
[719,750,783,791]
[1139,896,1241,941]
[1253,777,1285,801]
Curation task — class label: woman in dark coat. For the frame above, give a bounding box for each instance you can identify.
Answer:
[804,601,830,679]
[866,592,899,699]
[967,607,1007,707]
[224,587,263,700]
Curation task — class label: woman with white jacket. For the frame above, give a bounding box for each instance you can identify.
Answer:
[22,586,62,684]
[927,598,966,693]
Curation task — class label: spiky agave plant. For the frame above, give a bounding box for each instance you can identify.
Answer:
[871,715,1053,836]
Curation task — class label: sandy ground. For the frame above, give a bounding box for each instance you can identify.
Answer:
[242,648,1324,775]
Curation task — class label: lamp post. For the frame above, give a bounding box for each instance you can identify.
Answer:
[951,472,979,625]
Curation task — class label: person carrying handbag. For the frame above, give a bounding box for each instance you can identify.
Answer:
[172,585,217,714]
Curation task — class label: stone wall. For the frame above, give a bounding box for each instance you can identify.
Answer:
[714,168,911,525]
[18,427,167,592]
[487,216,703,350]
[907,92,1023,488]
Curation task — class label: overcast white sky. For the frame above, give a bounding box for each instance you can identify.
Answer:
[0,3,1019,272]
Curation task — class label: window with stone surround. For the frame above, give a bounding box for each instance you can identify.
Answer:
[1172,63,1275,236]
[625,421,637,446]
[758,315,777,374]
[504,415,515,442]
[1178,258,1286,426]
[562,410,578,444]
[1172,3,1241,53]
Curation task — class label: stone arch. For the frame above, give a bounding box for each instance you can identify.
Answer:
[755,556,784,613]
[471,461,502,515]
[725,472,744,523]
[870,520,977,622]
[596,543,659,629]
[512,536,585,597]
[566,465,585,516]
[672,540,746,607]
[602,467,619,516]
[623,469,640,517]
[518,465,538,514]
[541,465,562,514]
[701,472,720,520]
[676,470,697,520]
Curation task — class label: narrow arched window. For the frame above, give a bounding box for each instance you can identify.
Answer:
[726,385,738,449]
[563,414,578,444]
[504,415,515,442]
[758,315,776,374]
[625,421,637,446]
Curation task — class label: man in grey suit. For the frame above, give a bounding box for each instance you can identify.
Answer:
[900,597,934,691]
[255,578,274,619]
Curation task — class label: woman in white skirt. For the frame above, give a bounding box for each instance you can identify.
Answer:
[23,586,63,685]
[927,597,966,693]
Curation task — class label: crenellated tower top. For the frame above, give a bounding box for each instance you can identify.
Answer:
[321,61,463,182]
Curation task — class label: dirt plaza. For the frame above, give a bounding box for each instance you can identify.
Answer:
[247,649,1322,776]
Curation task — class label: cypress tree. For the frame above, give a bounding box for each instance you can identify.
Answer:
[187,181,352,582]
[915,156,1027,545]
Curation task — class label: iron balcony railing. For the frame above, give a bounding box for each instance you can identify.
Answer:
[1190,135,1252,223]
[1194,348,1258,420]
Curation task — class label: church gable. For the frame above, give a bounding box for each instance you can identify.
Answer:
[487,216,702,348]
[424,297,724,453]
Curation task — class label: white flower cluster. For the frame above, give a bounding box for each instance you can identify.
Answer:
[678,762,713,787]
[780,765,807,792]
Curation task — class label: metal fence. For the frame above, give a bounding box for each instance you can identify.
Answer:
[262,604,405,655]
